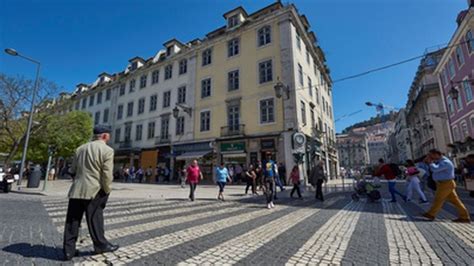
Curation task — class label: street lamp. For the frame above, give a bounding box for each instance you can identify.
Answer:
[274,79,290,99]
[5,48,41,187]
[172,103,192,119]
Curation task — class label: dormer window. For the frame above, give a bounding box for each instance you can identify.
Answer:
[130,62,138,71]
[166,46,172,56]
[228,15,239,28]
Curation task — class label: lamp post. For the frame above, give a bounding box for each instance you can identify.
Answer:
[5,48,41,187]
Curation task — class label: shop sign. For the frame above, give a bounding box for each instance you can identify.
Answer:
[221,142,245,152]
[261,139,275,150]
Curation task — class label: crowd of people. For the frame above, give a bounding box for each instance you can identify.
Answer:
[373,149,471,223]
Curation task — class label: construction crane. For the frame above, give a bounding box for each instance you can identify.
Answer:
[365,101,399,128]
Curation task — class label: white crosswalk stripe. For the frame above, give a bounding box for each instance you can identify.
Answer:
[382,201,442,265]
[178,196,342,265]
[286,201,363,265]
[86,205,290,264]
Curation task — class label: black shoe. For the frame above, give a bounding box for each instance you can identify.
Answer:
[63,250,78,261]
[94,243,119,254]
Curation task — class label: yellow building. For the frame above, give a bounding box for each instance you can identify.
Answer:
[192,3,338,180]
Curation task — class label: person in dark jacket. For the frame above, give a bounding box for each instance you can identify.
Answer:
[310,160,327,201]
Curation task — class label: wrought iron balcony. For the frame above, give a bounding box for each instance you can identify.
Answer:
[221,124,245,137]
[155,134,171,144]
[119,139,132,149]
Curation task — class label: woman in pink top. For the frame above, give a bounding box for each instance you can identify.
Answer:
[186,160,203,201]
[289,165,302,199]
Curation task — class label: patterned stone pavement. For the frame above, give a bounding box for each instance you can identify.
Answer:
[0,184,473,265]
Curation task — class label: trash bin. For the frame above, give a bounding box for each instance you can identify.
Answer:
[27,165,42,188]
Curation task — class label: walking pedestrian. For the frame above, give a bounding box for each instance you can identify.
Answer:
[278,163,287,186]
[310,160,327,201]
[289,165,302,199]
[145,166,153,183]
[136,166,144,183]
[274,163,285,192]
[186,160,203,201]
[422,149,470,223]
[179,167,186,188]
[215,162,232,201]
[245,164,258,195]
[375,159,406,203]
[461,154,474,197]
[122,165,130,183]
[405,160,428,204]
[234,164,243,184]
[262,152,277,209]
[63,125,119,261]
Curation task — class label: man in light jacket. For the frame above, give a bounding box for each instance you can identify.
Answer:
[63,125,119,261]
[422,149,470,223]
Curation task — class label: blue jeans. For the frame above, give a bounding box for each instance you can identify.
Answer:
[388,181,405,202]
[274,175,285,191]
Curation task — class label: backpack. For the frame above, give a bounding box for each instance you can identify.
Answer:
[389,163,402,176]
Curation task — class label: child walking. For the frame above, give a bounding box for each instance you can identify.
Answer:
[289,165,302,199]
[405,165,428,204]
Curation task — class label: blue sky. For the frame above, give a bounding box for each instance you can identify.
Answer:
[0,0,467,132]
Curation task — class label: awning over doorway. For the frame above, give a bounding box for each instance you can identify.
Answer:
[175,150,212,160]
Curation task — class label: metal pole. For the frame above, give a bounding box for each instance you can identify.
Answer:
[43,153,52,191]
[18,62,41,187]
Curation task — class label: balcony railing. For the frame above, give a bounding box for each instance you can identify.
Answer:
[221,124,245,137]
[119,139,132,149]
[155,134,171,144]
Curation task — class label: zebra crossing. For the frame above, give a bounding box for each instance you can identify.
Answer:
[41,195,474,265]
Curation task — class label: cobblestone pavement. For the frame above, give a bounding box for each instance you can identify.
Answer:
[0,184,473,265]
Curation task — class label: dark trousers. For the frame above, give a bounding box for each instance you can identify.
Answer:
[245,178,256,194]
[291,182,302,198]
[264,178,275,204]
[315,179,324,201]
[63,190,109,255]
[189,183,197,201]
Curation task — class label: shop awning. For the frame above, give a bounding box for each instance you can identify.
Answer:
[222,152,247,158]
[175,150,212,160]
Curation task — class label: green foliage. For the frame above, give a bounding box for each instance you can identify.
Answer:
[342,112,397,133]
[28,111,92,162]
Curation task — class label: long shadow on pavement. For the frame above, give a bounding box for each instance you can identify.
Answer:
[2,243,64,261]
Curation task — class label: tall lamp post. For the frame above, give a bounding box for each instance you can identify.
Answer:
[5,48,41,187]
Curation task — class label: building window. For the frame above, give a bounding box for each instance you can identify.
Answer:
[127,101,134,117]
[165,64,173,80]
[140,74,147,89]
[117,104,123,120]
[147,122,155,139]
[470,116,474,130]
[447,96,454,114]
[89,95,94,107]
[201,78,211,98]
[129,79,136,93]
[462,122,469,139]
[163,91,171,108]
[258,26,271,46]
[75,101,80,110]
[260,98,275,124]
[179,59,187,75]
[456,46,465,67]
[177,86,186,104]
[138,98,145,114]
[115,128,121,143]
[311,110,316,129]
[160,117,169,139]
[454,126,460,141]
[176,116,185,135]
[448,59,455,78]
[466,30,474,53]
[150,94,158,112]
[135,124,143,141]
[200,111,211,131]
[228,105,240,131]
[119,83,126,96]
[103,108,109,123]
[308,77,313,97]
[456,94,463,110]
[106,88,111,101]
[301,101,306,125]
[202,48,212,66]
[228,70,239,91]
[152,70,159,84]
[124,124,131,142]
[259,60,273,84]
[81,98,87,109]
[463,80,473,102]
[228,38,240,57]
[97,91,103,104]
[166,46,172,56]
[94,111,100,125]
[296,33,301,50]
[298,64,304,86]
[306,50,310,65]
[228,15,239,28]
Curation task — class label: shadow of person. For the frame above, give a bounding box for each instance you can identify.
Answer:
[2,243,64,261]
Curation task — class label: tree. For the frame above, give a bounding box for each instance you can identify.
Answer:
[28,111,93,163]
[0,73,64,165]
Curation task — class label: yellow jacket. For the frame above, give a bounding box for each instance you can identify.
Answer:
[68,140,114,199]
